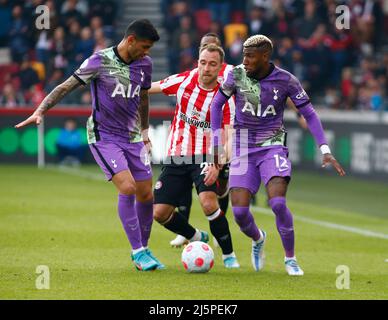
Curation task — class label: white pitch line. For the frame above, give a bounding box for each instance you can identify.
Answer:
[46,165,106,181]
[252,206,388,240]
[46,166,388,241]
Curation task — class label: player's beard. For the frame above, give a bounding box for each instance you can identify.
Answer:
[246,66,261,78]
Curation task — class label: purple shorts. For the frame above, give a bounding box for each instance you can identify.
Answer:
[89,140,152,181]
[229,146,291,195]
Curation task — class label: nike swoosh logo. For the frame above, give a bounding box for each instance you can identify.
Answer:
[109,70,120,75]
[240,89,251,93]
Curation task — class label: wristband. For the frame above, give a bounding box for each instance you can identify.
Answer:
[320,144,331,155]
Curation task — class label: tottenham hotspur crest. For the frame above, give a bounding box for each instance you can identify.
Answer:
[273,88,279,101]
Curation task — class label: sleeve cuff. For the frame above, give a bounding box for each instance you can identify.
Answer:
[73,73,86,85]
[219,88,231,98]
[295,100,311,109]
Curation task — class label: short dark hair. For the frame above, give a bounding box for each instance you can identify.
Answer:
[124,19,160,42]
[200,33,221,48]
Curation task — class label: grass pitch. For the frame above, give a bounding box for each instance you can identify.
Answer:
[0,164,387,300]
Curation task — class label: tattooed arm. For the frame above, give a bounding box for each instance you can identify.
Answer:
[15,75,83,128]
[139,89,152,153]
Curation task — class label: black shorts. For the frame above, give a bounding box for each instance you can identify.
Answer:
[154,161,217,207]
[218,163,230,181]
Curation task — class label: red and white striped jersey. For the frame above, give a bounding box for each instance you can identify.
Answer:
[160,68,235,156]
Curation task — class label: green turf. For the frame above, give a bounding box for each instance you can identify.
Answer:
[0,165,387,300]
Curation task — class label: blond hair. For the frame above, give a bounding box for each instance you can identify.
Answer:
[243,34,273,54]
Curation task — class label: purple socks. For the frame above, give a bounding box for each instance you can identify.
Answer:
[269,197,295,258]
[232,207,260,241]
[118,194,142,250]
[136,199,154,247]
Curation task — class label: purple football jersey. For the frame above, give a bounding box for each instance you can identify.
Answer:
[220,63,310,148]
[73,46,152,143]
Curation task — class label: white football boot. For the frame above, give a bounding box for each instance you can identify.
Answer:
[285,257,304,276]
[251,230,266,271]
[170,235,189,247]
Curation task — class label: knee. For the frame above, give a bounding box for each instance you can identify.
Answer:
[269,197,287,215]
[230,188,251,207]
[153,206,171,223]
[119,182,136,196]
[202,201,216,215]
[199,192,218,215]
[137,190,153,203]
[201,198,218,215]
[232,206,250,224]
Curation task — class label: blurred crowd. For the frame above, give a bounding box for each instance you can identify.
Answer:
[162,0,388,111]
[0,0,117,107]
[0,0,387,111]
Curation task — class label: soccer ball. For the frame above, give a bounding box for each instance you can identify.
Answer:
[181,241,214,273]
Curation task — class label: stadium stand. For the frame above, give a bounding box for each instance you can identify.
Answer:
[0,0,117,107]
[161,0,388,111]
[0,0,387,110]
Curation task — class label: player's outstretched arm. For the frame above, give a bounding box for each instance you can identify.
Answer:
[148,81,162,94]
[322,153,346,176]
[15,75,82,128]
[298,103,346,177]
[211,90,229,167]
[139,89,152,153]
[287,98,307,130]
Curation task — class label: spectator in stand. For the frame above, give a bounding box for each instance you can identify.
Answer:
[163,0,189,35]
[93,28,108,52]
[90,15,114,43]
[357,86,371,110]
[341,68,356,110]
[29,83,45,106]
[56,118,87,166]
[45,68,64,94]
[271,5,292,39]
[17,59,40,94]
[275,37,294,71]
[294,0,322,41]
[0,83,25,108]
[35,30,52,64]
[207,0,231,26]
[324,27,353,86]
[63,20,81,75]
[163,1,189,74]
[75,27,94,64]
[247,6,271,37]
[369,79,384,111]
[171,15,196,59]
[88,0,117,26]
[80,91,92,105]
[208,21,225,46]
[178,32,196,72]
[290,49,308,88]
[324,87,341,110]
[226,31,244,65]
[60,0,84,27]
[8,5,29,63]
[50,26,68,74]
